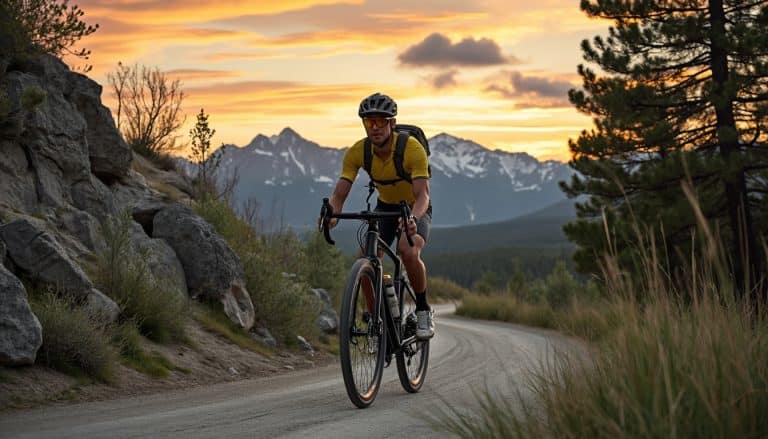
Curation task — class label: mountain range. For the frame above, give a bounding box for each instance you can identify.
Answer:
[184,127,575,229]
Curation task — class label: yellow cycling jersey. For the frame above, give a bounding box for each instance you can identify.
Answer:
[340,133,429,205]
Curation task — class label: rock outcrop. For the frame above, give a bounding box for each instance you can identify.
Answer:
[0,264,42,366]
[0,50,256,368]
[153,204,255,329]
[0,219,120,321]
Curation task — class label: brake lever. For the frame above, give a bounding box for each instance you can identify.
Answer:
[320,198,336,245]
[399,201,414,247]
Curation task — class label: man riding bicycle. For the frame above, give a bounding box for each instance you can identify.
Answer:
[324,92,435,340]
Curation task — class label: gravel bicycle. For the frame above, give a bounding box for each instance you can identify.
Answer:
[319,189,430,409]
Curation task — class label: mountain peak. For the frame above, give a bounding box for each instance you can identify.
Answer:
[279,126,299,137]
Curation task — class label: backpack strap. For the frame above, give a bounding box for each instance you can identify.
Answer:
[364,138,373,177]
[394,133,412,183]
[362,137,403,186]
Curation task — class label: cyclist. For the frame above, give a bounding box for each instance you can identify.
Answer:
[324,92,434,340]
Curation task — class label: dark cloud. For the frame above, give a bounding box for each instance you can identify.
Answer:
[431,70,459,89]
[485,71,574,107]
[509,72,572,98]
[398,33,510,67]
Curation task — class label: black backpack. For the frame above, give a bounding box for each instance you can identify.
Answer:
[363,124,431,185]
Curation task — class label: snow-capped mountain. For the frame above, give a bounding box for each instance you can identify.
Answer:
[189,127,574,229]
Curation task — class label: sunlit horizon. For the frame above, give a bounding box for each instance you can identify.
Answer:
[71,0,608,162]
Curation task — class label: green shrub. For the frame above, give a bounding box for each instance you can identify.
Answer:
[456,294,556,329]
[2,0,98,62]
[20,85,45,111]
[194,198,322,342]
[300,230,345,296]
[30,292,117,382]
[95,212,187,343]
[428,276,470,302]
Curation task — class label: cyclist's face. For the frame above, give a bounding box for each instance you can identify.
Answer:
[363,116,394,145]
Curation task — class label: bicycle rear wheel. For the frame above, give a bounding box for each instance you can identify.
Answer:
[395,286,429,393]
[339,259,387,408]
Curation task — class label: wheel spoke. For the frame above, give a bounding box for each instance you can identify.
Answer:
[340,260,385,407]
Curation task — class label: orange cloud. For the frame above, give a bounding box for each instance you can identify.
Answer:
[78,0,365,25]
[165,69,243,82]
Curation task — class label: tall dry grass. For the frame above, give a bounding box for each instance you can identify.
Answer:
[438,184,768,438]
[30,292,118,382]
[95,212,187,343]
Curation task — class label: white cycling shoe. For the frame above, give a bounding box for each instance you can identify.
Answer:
[415,309,435,340]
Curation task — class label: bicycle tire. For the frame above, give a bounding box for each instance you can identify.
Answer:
[395,287,430,393]
[339,258,387,408]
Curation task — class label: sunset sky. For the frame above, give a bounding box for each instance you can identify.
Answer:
[72,0,609,161]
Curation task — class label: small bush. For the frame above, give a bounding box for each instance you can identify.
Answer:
[300,230,345,297]
[96,212,187,343]
[429,276,470,302]
[30,292,117,382]
[457,294,556,329]
[194,198,323,343]
[20,85,45,111]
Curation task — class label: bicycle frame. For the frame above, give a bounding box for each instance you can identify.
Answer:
[320,194,417,356]
[360,222,418,356]
[321,191,429,407]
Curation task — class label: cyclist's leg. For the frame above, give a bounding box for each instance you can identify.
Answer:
[396,209,430,295]
[397,209,434,338]
[360,203,397,314]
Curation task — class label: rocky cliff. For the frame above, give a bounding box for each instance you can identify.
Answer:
[0,54,258,366]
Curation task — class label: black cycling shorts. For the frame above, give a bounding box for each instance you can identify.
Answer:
[375,200,432,247]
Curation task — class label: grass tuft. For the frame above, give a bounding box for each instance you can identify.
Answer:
[96,211,188,343]
[30,292,118,383]
[193,305,273,357]
[113,320,190,378]
[438,192,768,438]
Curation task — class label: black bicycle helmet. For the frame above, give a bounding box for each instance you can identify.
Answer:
[358,92,397,117]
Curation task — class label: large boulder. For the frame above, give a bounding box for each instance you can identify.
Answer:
[128,221,188,299]
[0,218,119,321]
[153,204,254,329]
[0,264,43,366]
[64,71,132,181]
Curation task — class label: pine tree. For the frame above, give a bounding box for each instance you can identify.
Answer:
[562,0,768,297]
[1,0,98,67]
[188,108,224,196]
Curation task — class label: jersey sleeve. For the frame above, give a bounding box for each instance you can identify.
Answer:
[404,136,429,179]
[340,140,364,183]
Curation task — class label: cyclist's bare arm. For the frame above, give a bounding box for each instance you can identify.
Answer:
[410,178,430,219]
[327,178,352,228]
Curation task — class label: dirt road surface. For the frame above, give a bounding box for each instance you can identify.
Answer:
[0,306,572,438]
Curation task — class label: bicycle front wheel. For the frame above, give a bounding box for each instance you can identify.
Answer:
[339,259,387,408]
